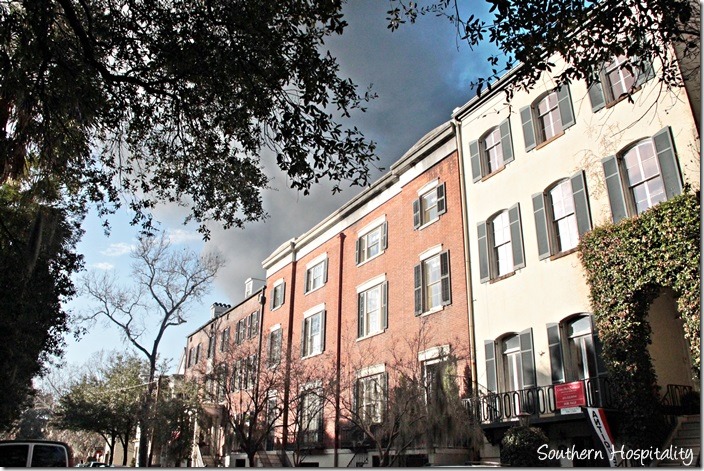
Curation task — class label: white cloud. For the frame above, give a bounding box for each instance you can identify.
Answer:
[91,262,115,270]
[168,228,201,245]
[100,242,134,257]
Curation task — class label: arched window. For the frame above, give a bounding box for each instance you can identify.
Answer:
[547,314,606,384]
[477,205,525,282]
[520,86,575,151]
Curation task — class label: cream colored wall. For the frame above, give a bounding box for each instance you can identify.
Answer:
[457,57,700,391]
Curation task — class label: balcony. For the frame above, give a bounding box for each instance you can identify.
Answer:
[462,377,613,425]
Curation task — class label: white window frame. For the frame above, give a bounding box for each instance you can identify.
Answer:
[356,219,386,265]
[413,180,447,230]
[356,366,386,424]
[622,139,666,215]
[548,180,580,253]
[482,126,504,174]
[304,254,328,294]
[357,275,387,339]
[301,305,325,358]
[271,279,285,311]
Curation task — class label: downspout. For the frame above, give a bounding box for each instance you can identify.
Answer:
[280,242,297,466]
[452,118,478,395]
[333,233,346,467]
[253,285,267,466]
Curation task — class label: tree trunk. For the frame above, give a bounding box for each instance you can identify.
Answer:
[122,429,131,466]
[108,433,116,465]
[138,373,157,467]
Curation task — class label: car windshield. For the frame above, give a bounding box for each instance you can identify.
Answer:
[0,444,30,467]
[31,444,68,467]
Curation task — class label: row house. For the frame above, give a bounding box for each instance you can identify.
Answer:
[454,51,700,464]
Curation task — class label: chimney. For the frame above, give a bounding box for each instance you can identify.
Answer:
[244,277,265,297]
[210,302,230,319]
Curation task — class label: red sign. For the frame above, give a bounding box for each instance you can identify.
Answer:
[555,381,586,409]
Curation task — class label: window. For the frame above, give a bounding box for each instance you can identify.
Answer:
[305,257,328,293]
[207,330,216,359]
[301,309,326,358]
[236,317,248,344]
[484,329,535,394]
[413,251,451,315]
[188,347,194,367]
[602,127,683,223]
[355,222,388,264]
[520,85,575,151]
[356,373,386,424]
[547,315,607,384]
[249,311,259,338]
[477,204,525,282]
[268,328,283,367]
[299,390,324,444]
[194,343,201,364]
[270,281,286,310]
[532,172,592,259]
[232,355,257,390]
[413,183,447,229]
[423,360,448,404]
[469,120,514,182]
[357,281,388,338]
[220,327,230,353]
[589,55,655,112]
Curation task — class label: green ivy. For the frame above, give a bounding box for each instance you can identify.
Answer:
[578,192,700,450]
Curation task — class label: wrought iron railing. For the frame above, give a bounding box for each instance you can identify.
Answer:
[661,384,699,415]
[463,376,613,424]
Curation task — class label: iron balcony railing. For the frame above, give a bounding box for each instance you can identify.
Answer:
[463,376,613,424]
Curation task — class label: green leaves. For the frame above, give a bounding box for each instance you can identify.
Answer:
[578,192,700,449]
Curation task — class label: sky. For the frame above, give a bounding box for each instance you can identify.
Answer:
[62,0,495,373]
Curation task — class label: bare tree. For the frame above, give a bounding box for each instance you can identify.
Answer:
[81,232,224,466]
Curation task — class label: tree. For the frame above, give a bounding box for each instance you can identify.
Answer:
[1,0,377,237]
[387,0,700,99]
[0,183,83,430]
[54,352,147,466]
[81,233,223,466]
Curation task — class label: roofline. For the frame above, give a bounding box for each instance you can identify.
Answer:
[262,121,455,270]
[186,287,264,338]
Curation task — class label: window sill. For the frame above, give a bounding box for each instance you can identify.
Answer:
[270,304,283,312]
[480,164,507,182]
[603,85,643,110]
[416,217,440,231]
[356,329,386,342]
[304,284,325,296]
[301,351,324,360]
[419,305,444,317]
[534,130,565,151]
[356,251,385,267]
[489,271,516,284]
[549,247,579,261]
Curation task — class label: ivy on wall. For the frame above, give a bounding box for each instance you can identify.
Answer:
[578,192,700,450]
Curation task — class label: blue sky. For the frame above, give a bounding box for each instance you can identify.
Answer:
[62,0,495,372]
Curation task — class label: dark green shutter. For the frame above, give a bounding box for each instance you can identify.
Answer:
[355,238,361,264]
[381,282,388,330]
[440,251,451,305]
[320,310,326,352]
[412,199,421,229]
[358,292,364,338]
[519,328,536,388]
[520,106,536,152]
[508,203,525,269]
[281,281,286,306]
[588,81,606,112]
[301,318,306,356]
[635,56,655,86]
[556,84,575,129]
[532,193,551,260]
[477,222,490,283]
[436,183,447,215]
[323,259,328,283]
[381,222,388,250]
[413,263,423,315]
[499,119,514,164]
[469,140,482,182]
[652,126,683,199]
[484,340,497,392]
[602,155,628,223]
[547,323,565,383]
[589,316,608,376]
[570,171,592,237]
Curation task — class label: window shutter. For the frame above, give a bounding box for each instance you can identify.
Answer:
[635,56,655,86]
[355,238,361,264]
[381,372,389,420]
[556,84,575,129]
[519,328,536,388]
[440,251,451,305]
[484,340,497,393]
[508,203,525,269]
[412,199,421,229]
[546,323,565,383]
[532,193,551,260]
[413,263,423,315]
[602,155,628,223]
[436,183,447,215]
[304,270,311,294]
[300,318,307,356]
[320,310,326,353]
[352,380,359,417]
[381,282,388,330]
[469,139,482,182]
[520,106,536,152]
[381,222,388,250]
[281,281,286,306]
[570,170,592,237]
[589,316,608,376]
[323,259,328,283]
[653,126,683,199]
[477,222,490,283]
[357,292,365,338]
[499,119,514,164]
[270,288,276,310]
[588,81,606,113]
[267,331,273,364]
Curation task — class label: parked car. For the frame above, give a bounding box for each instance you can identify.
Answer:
[0,440,73,467]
